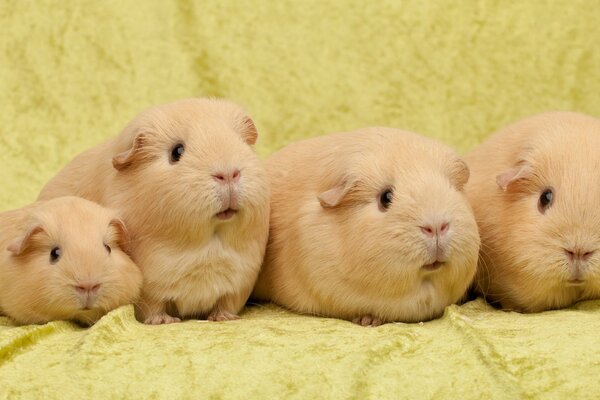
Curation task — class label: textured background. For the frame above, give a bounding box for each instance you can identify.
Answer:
[1,0,600,398]
[2,0,600,211]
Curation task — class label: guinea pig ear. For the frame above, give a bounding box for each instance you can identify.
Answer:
[233,116,258,145]
[7,225,45,256]
[317,179,355,208]
[108,219,131,255]
[496,163,532,192]
[112,134,147,171]
[448,158,470,191]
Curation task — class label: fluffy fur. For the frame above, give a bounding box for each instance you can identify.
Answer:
[252,128,480,325]
[465,112,600,312]
[0,196,142,326]
[38,98,270,324]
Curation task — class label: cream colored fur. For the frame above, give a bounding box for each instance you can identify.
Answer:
[39,98,270,324]
[465,112,600,312]
[253,128,480,324]
[0,196,142,325]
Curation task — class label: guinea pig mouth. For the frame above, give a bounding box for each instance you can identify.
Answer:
[422,261,444,271]
[216,208,237,220]
[80,305,101,311]
[566,278,585,286]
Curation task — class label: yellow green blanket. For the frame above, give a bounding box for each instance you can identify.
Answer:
[1,1,600,398]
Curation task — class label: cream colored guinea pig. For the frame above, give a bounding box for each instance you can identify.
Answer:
[252,128,480,326]
[0,196,141,326]
[38,98,270,324]
[465,112,600,312]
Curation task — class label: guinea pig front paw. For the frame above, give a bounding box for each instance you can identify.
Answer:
[352,315,383,327]
[144,313,181,325]
[207,310,240,322]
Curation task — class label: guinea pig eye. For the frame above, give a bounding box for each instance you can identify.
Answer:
[538,188,554,214]
[49,247,61,264]
[104,243,111,254]
[378,188,394,211]
[170,143,185,163]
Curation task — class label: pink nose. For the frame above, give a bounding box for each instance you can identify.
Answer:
[420,222,450,238]
[565,247,595,263]
[75,283,101,295]
[213,169,241,184]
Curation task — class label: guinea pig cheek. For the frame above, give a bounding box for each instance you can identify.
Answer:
[106,252,143,307]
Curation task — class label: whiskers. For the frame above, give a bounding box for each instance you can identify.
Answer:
[474,243,494,301]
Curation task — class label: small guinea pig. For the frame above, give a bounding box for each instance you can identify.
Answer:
[39,98,270,324]
[465,112,600,312]
[252,128,480,326]
[0,196,142,326]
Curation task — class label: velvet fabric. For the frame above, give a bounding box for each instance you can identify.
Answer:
[1,1,600,397]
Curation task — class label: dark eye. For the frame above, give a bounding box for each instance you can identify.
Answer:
[50,247,61,264]
[170,143,185,163]
[538,188,554,214]
[378,188,394,211]
[104,244,111,254]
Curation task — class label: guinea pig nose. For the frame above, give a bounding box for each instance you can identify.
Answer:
[564,247,595,262]
[212,169,241,184]
[420,221,450,238]
[75,283,101,295]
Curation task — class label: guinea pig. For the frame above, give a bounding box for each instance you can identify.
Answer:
[465,112,600,312]
[0,196,142,326]
[38,98,270,324]
[252,127,480,326]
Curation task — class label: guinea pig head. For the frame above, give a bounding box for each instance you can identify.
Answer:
[5,198,142,325]
[110,98,268,236]
[315,134,479,319]
[482,119,600,312]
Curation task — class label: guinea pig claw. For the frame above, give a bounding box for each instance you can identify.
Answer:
[144,313,181,325]
[352,315,383,327]
[207,310,240,322]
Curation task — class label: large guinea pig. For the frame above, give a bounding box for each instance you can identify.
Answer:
[465,112,600,312]
[0,196,141,326]
[38,99,270,324]
[252,128,480,326]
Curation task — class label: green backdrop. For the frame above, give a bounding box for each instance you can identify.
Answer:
[1,1,600,398]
